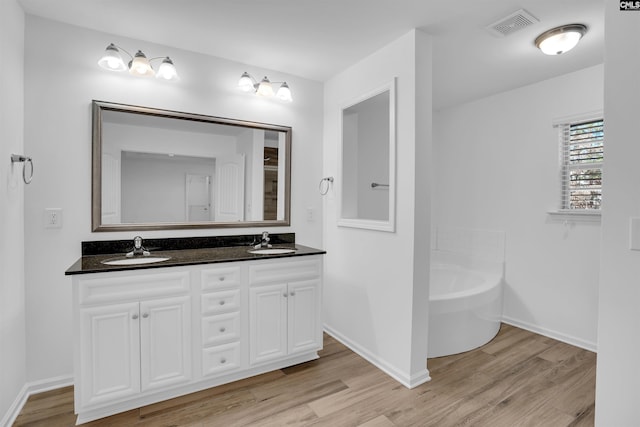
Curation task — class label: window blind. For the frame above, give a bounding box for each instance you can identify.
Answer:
[559,119,604,210]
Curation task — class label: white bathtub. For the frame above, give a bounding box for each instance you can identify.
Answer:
[428,263,503,358]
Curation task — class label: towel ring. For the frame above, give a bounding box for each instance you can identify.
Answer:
[319,176,334,195]
[11,154,34,184]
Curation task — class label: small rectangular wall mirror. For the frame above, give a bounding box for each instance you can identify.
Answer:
[338,79,396,232]
[92,100,291,232]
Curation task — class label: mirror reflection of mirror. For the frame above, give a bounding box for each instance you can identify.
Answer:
[338,79,396,232]
[93,101,291,231]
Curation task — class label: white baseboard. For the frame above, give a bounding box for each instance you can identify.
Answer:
[1,375,73,427]
[502,316,597,353]
[323,325,431,389]
[1,383,29,427]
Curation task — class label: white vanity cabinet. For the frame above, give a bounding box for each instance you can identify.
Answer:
[71,255,323,425]
[249,258,322,365]
[73,269,192,415]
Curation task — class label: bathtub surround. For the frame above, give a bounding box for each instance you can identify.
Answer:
[428,227,505,358]
[0,1,27,425]
[323,29,433,388]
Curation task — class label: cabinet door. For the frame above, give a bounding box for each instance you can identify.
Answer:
[249,283,287,364]
[288,279,321,355]
[79,302,140,406]
[140,296,192,391]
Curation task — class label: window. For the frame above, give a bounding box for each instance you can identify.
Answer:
[558,117,604,211]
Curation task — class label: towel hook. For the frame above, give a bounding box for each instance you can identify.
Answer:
[11,154,34,184]
[319,176,334,195]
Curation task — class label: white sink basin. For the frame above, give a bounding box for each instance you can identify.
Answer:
[248,248,297,255]
[101,256,171,266]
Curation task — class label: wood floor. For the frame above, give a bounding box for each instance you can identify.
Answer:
[14,324,596,427]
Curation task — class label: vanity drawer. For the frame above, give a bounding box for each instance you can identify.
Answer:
[202,312,240,347]
[78,271,190,305]
[202,342,241,377]
[201,289,241,315]
[201,266,241,291]
[249,258,321,286]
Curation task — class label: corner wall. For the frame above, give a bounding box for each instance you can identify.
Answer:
[23,16,324,385]
[0,0,27,424]
[433,64,604,350]
[322,29,432,386]
[595,0,640,423]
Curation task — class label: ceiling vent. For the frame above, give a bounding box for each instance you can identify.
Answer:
[486,9,539,37]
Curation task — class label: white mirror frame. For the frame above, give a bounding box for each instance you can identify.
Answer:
[337,78,396,232]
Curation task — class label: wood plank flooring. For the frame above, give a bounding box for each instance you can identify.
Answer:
[13,324,595,426]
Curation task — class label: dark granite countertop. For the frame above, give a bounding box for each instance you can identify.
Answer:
[66,244,325,275]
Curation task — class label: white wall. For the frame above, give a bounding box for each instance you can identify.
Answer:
[595,1,640,424]
[0,0,27,424]
[322,29,432,387]
[433,64,604,351]
[23,15,324,385]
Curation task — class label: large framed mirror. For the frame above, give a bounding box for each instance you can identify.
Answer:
[92,100,291,231]
[338,79,396,232]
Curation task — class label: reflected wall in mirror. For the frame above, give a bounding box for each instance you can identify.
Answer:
[338,79,396,232]
[92,100,291,231]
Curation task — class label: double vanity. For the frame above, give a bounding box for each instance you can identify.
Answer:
[66,234,325,424]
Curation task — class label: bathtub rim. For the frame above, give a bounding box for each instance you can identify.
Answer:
[429,263,503,302]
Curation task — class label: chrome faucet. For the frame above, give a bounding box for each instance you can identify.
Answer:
[253,231,272,249]
[126,236,150,257]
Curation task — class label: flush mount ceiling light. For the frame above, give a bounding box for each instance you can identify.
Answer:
[98,43,179,81]
[238,72,292,102]
[535,24,587,55]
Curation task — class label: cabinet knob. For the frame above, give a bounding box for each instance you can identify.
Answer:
[132,314,139,320]
[219,300,226,306]
[283,293,288,298]
[290,291,296,296]
[219,327,226,333]
[219,276,225,281]
[220,358,226,364]
[142,313,149,318]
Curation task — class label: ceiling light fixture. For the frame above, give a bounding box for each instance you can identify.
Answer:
[535,24,587,55]
[238,72,292,102]
[98,43,179,81]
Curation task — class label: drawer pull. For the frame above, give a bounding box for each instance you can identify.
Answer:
[219,300,226,306]
[219,327,226,333]
[219,276,225,281]
[220,358,227,364]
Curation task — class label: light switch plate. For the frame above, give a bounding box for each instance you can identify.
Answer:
[629,217,640,250]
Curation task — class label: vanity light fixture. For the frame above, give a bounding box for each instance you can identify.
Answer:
[534,24,587,55]
[238,72,292,102]
[98,43,179,81]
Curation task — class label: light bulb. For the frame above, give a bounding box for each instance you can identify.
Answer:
[538,32,582,55]
[129,50,155,77]
[276,82,293,102]
[98,43,127,72]
[238,72,255,92]
[256,77,274,97]
[156,57,179,80]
